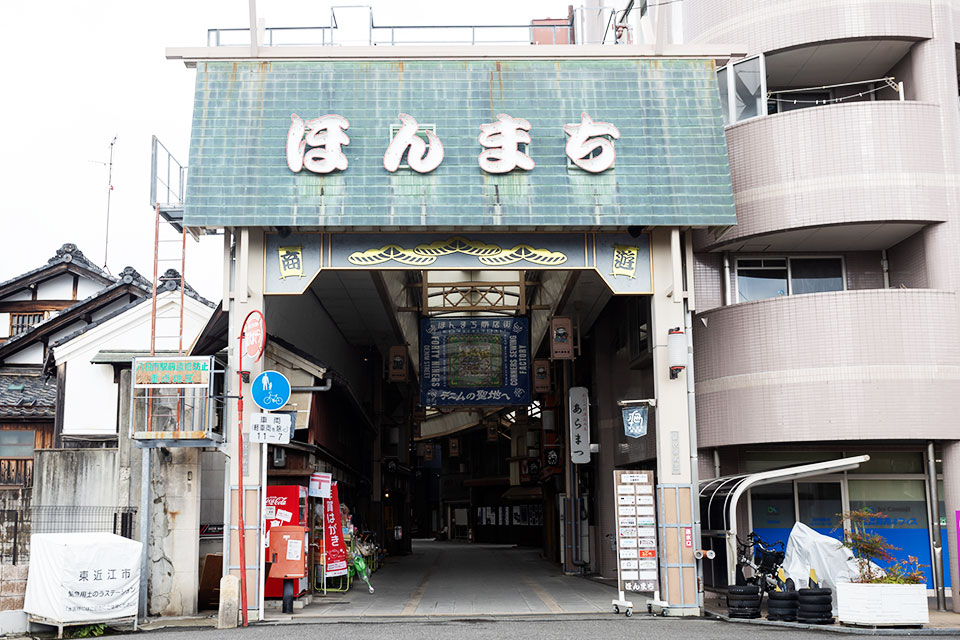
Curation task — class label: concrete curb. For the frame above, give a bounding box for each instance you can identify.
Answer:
[706,609,960,636]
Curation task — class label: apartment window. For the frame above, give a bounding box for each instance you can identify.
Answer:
[0,430,35,458]
[736,257,844,302]
[10,313,44,336]
[717,54,767,126]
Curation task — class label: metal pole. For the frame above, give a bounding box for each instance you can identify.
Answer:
[236,329,249,626]
[927,441,946,611]
[103,136,117,272]
[259,442,267,621]
[138,449,151,619]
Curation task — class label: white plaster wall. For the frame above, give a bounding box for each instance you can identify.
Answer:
[48,320,86,346]
[90,298,132,323]
[77,277,104,299]
[36,274,74,299]
[0,291,32,302]
[6,343,43,365]
[0,312,9,339]
[57,295,213,435]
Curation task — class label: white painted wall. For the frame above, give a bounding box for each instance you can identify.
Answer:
[54,293,213,435]
[0,290,32,302]
[77,277,104,299]
[0,312,9,339]
[36,274,74,299]
[89,297,132,323]
[48,319,86,345]
[6,343,43,364]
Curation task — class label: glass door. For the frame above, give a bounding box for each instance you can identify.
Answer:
[797,480,844,540]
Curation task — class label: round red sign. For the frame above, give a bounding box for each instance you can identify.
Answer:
[241,310,266,363]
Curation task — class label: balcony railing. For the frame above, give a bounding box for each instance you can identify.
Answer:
[206,5,628,48]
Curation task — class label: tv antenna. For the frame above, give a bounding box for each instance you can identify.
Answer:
[102,135,118,273]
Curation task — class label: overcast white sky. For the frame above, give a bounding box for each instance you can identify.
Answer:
[0,1,634,301]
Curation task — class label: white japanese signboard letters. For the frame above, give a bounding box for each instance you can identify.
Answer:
[286,111,619,175]
[613,471,658,594]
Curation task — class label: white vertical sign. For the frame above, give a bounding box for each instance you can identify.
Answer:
[568,386,590,464]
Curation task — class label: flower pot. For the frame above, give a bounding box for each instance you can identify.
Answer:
[836,582,928,626]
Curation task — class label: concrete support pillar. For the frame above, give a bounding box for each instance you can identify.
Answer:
[223,227,266,621]
[942,441,960,612]
[649,228,698,614]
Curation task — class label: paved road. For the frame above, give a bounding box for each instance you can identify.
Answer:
[266,540,622,618]
[139,617,836,640]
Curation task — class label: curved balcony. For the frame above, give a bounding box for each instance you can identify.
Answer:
[693,289,960,448]
[684,0,932,54]
[698,101,947,252]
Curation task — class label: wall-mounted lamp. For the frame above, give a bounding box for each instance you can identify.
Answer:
[667,327,686,379]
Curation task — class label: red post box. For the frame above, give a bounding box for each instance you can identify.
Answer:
[267,525,308,613]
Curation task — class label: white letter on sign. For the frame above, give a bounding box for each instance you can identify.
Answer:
[564,112,620,173]
[478,114,534,174]
[383,113,444,173]
[286,114,351,174]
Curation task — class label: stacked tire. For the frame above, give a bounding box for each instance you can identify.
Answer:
[796,587,834,625]
[766,590,798,621]
[727,585,761,618]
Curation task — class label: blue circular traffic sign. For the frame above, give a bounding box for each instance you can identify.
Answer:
[251,370,291,411]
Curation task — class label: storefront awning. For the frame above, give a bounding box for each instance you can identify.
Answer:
[699,455,870,584]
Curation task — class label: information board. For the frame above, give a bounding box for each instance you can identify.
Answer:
[249,412,292,444]
[613,470,658,594]
[419,317,530,406]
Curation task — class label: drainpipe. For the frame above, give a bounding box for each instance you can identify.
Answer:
[713,449,721,479]
[881,249,890,289]
[927,441,946,611]
[292,378,333,392]
[722,253,732,305]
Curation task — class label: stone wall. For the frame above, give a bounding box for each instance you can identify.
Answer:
[0,564,27,611]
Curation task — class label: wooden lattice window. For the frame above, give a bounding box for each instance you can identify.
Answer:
[10,313,44,336]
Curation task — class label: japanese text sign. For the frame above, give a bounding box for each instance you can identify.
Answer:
[133,356,211,388]
[613,470,658,594]
[420,317,530,407]
[325,483,348,577]
[569,387,591,464]
[249,412,292,444]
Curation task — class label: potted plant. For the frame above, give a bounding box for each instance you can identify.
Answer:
[835,509,928,626]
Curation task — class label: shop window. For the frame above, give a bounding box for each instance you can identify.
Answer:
[797,482,842,535]
[735,257,844,302]
[0,430,35,458]
[10,313,44,336]
[846,451,924,474]
[751,483,796,531]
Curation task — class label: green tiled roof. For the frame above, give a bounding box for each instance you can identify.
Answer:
[184,59,735,228]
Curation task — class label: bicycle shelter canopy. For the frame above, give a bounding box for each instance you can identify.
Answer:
[698,455,870,587]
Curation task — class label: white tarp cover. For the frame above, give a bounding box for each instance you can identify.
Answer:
[24,533,141,623]
[781,522,859,615]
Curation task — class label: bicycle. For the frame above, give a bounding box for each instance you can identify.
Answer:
[735,531,786,596]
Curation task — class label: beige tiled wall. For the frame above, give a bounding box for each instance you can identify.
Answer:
[693,289,960,447]
[684,0,932,52]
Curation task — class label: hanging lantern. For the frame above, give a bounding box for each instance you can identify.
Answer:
[667,327,686,379]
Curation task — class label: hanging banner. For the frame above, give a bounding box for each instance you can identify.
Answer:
[621,405,649,439]
[419,317,531,406]
[533,359,551,393]
[308,472,332,499]
[614,470,658,594]
[550,317,574,359]
[324,483,348,577]
[569,387,590,464]
[388,345,408,382]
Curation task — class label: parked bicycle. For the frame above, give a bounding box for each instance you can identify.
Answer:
[735,531,786,596]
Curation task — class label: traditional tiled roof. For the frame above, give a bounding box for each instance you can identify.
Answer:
[0,368,55,419]
[0,243,113,292]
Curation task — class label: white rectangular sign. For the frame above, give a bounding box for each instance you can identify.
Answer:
[309,472,333,499]
[613,469,658,595]
[568,386,591,464]
[250,412,292,444]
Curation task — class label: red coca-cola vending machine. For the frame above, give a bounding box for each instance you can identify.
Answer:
[265,485,308,598]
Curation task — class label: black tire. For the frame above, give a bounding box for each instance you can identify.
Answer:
[728,611,762,619]
[728,598,762,608]
[727,606,761,614]
[797,606,832,616]
[797,594,832,605]
[798,587,832,596]
[728,585,760,596]
[767,606,799,616]
[797,617,835,625]
[767,591,798,601]
[767,614,797,622]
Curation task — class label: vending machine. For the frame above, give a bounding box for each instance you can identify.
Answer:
[265,485,308,598]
